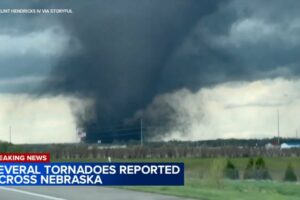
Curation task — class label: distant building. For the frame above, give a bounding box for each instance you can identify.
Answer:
[265,142,280,149]
[281,143,300,149]
[265,143,275,149]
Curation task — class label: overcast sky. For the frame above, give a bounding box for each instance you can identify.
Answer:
[1,0,300,143]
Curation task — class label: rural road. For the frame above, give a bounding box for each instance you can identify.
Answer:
[0,186,190,200]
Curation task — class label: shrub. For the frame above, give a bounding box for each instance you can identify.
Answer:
[255,157,266,168]
[244,157,271,180]
[244,158,255,179]
[284,163,297,182]
[255,157,271,180]
[205,158,225,189]
[223,160,239,180]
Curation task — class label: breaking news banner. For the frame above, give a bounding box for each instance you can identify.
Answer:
[0,153,184,186]
[0,153,50,162]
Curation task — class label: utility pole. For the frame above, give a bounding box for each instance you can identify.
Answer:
[75,127,78,143]
[140,119,143,146]
[9,126,12,144]
[277,109,280,145]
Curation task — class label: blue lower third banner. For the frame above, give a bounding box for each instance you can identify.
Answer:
[0,163,184,186]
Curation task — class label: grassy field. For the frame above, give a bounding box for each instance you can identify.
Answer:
[124,178,300,200]
[125,157,300,200]
[56,157,300,200]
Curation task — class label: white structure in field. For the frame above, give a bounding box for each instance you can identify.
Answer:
[281,143,300,149]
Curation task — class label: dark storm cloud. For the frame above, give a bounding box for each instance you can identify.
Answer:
[45,0,300,142]
[0,0,70,93]
[43,0,229,142]
[2,0,300,142]
[159,0,300,91]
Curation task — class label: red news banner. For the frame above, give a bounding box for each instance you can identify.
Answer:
[0,153,50,162]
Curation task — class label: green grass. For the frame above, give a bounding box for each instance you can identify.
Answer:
[57,157,300,181]
[55,157,300,199]
[124,178,300,200]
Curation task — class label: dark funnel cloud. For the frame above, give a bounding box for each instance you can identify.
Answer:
[1,0,300,142]
[43,0,227,142]
[38,0,300,142]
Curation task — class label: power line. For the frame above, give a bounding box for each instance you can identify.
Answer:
[9,126,12,144]
[95,127,141,135]
[277,109,280,145]
[82,121,172,142]
[96,132,140,138]
[87,126,141,132]
[140,119,143,146]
